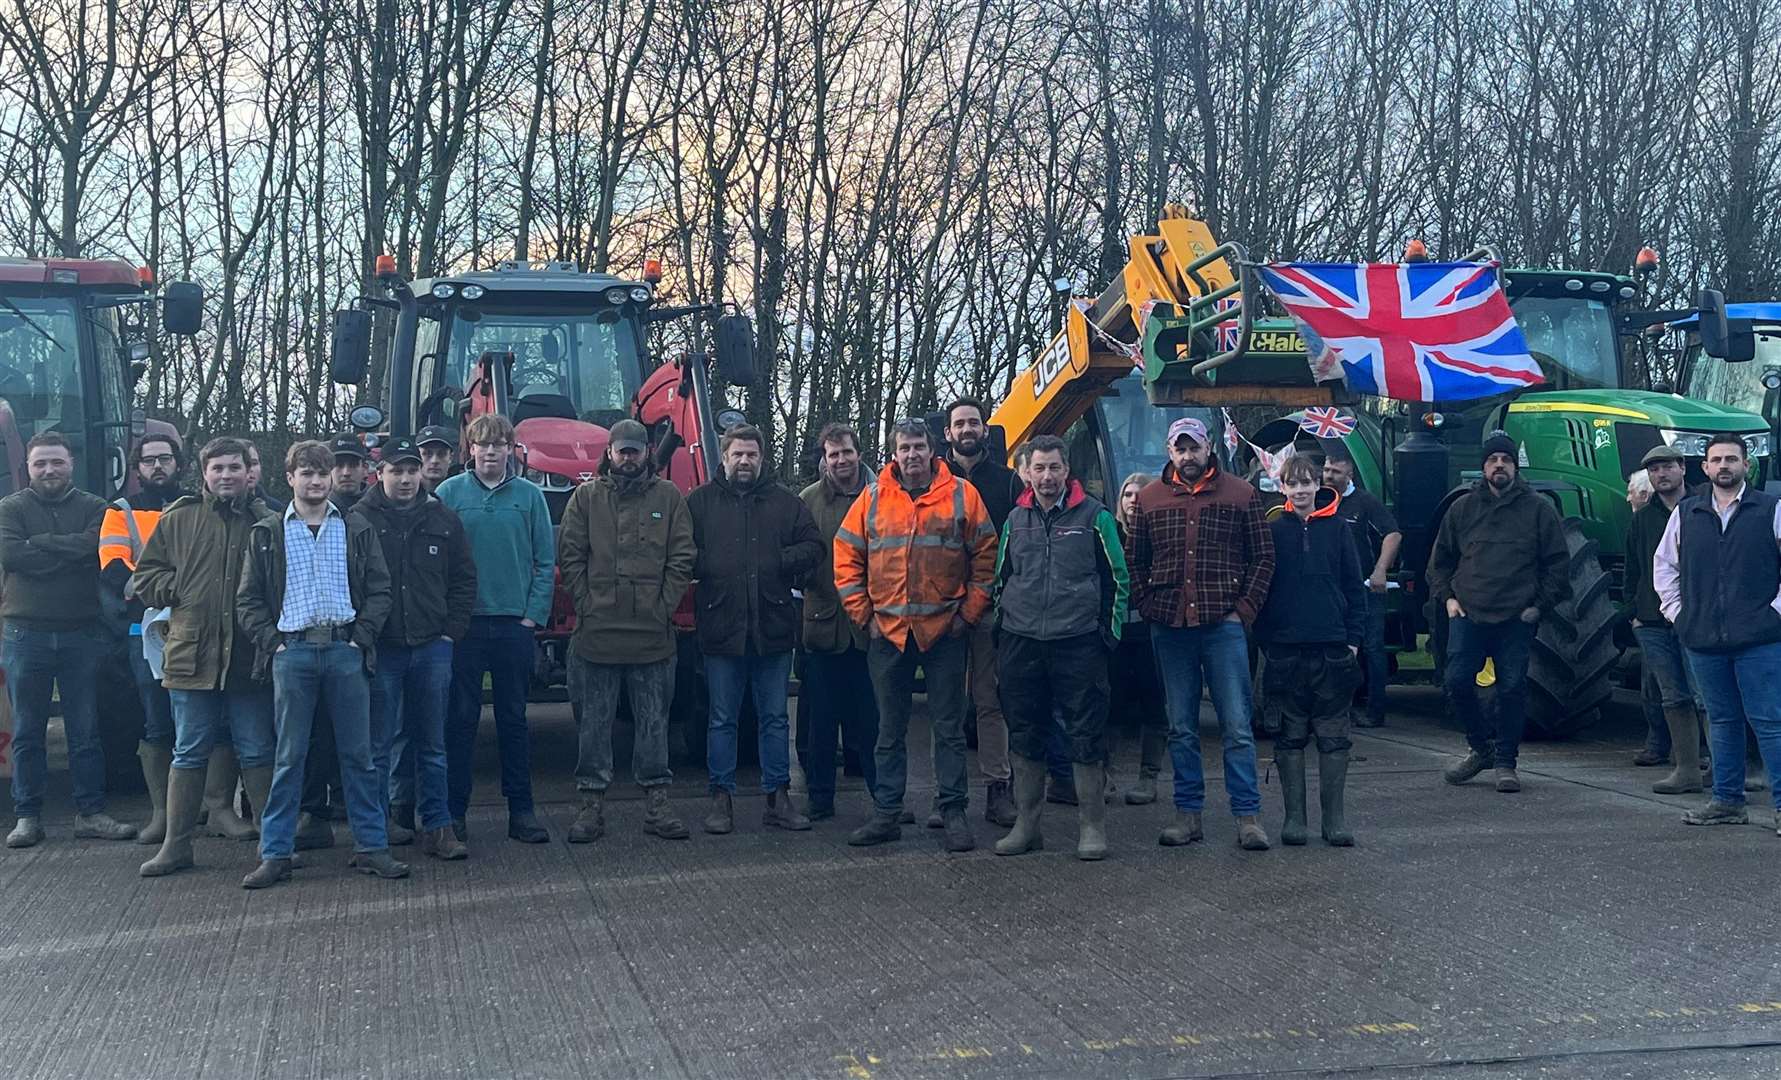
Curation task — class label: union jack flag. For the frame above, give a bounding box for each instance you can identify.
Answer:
[1256,261,1544,402]
[1298,407,1356,439]
[1214,296,1242,353]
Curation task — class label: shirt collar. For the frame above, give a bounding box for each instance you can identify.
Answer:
[284,499,342,523]
[1341,481,1355,497]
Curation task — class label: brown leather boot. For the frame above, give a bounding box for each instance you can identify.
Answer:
[421,826,468,860]
[703,791,733,834]
[643,787,689,840]
[763,786,811,831]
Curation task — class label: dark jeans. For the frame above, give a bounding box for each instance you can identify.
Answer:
[261,641,386,859]
[447,616,536,819]
[1444,615,1535,768]
[1684,642,1781,809]
[3,622,104,818]
[1151,620,1261,816]
[705,652,793,794]
[371,639,453,832]
[800,648,879,809]
[1359,592,1389,724]
[999,631,1109,764]
[1112,622,1167,777]
[867,632,968,815]
[571,652,675,792]
[1263,643,1357,753]
[300,703,341,814]
[127,640,175,748]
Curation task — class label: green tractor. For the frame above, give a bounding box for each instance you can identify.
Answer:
[1142,262,1767,738]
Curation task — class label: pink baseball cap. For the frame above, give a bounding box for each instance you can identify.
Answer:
[1167,417,1209,446]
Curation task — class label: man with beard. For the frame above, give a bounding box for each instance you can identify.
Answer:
[944,398,1022,828]
[1,433,135,848]
[1127,417,1275,851]
[1428,431,1569,794]
[134,437,277,877]
[688,424,824,835]
[1625,446,1702,786]
[1655,433,1781,831]
[100,435,206,845]
[330,435,370,511]
[559,419,695,843]
[798,423,879,820]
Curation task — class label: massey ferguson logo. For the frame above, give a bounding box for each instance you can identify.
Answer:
[578,471,595,483]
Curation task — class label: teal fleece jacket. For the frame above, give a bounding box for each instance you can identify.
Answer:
[436,471,556,624]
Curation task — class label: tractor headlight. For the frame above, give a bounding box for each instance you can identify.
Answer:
[460,284,485,300]
[431,282,457,300]
[603,285,631,306]
[629,285,652,303]
[1659,430,1710,457]
[1746,432,1772,459]
[523,467,573,491]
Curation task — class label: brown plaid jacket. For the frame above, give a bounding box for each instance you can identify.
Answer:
[1127,464,1275,628]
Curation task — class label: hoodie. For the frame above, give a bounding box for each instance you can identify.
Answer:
[1254,488,1367,646]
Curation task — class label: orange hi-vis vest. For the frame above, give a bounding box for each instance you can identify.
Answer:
[99,498,164,573]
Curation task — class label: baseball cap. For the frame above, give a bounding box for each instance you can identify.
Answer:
[416,425,456,449]
[381,437,422,465]
[1167,417,1209,446]
[609,419,649,453]
[1640,444,1684,467]
[330,435,366,459]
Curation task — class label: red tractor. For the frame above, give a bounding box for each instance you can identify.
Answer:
[330,258,756,758]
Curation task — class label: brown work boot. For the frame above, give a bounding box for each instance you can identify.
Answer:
[567,793,605,843]
[703,791,734,835]
[241,858,292,889]
[1495,768,1522,793]
[73,812,137,840]
[1443,749,1492,785]
[421,826,468,860]
[643,787,689,840]
[764,786,811,831]
[1158,811,1203,846]
[1236,815,1271,851]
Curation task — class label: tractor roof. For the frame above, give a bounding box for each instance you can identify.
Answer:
[0,257,143,288]
[1501,267,1637,301]
[412,261,640,296]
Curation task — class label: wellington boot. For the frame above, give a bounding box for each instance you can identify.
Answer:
[203,746,258,841]
[1319,749,1354,846]
[239,766,274,833]
[994,755,1046,856]
[140,767,206,877]
[1072,762,1108,861]
[135,742,172,846]
[1277,748,1308,846]
[1654,706,1704,795]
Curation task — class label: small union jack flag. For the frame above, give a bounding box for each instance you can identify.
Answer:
[1214,296,1242,353]
[1257,261,1544,402]
[1298,407,1356,439]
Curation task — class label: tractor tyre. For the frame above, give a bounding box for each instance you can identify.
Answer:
[1524,517,1620,740]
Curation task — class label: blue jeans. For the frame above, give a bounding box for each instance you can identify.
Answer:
[127,640,175,748]
[706,651,794,794]
[169,686,275,769]
[867,633,969,814]
[371,639,453,832]
[3,623,104,817]
[798,648,878,809]
[1443,616,1534,768]
[447,617,536,819]
[1683,642,1781,809]
[1360,592,1389,724]
[1151,620,1261,816]
[260,641,386,858]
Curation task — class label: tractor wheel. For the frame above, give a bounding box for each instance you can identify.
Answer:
[1525,517,1621,739]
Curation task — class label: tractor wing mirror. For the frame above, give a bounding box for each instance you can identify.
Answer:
[713,315,757,387]
[1699,289,1756,362]
[161,281,203,336]
[331,308,373,385]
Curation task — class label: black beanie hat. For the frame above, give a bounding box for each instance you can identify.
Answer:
[1481,431,1517,464]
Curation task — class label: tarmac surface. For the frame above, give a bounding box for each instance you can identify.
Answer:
[4,683,1781,1079]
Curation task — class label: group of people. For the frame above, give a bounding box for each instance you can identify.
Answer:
[5,402,1777,890]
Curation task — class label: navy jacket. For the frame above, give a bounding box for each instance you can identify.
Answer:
[1254,489,1367,647]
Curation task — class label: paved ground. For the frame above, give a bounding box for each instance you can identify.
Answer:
[4,684,1781,1080]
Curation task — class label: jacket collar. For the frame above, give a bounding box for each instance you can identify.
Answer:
[1015,478,1086,512]
[1162,461,1219,495]
[880,458,957,501]
[1285,486,1342,522]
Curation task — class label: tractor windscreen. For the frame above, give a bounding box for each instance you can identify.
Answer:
[426,303,645,425]
[1686,328,1781,417]
[1509,295,1619,391]
[0,295,88,443]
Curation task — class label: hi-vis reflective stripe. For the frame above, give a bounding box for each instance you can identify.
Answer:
[836,526,867,549]
[99,500,148,570]
[837,583,867,598]
[1505,401,1651,420]
[878,601,951,616]
[868,534,964,551]
[864,486,882,542]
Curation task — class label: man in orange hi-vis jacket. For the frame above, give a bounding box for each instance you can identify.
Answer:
[835,417,997,853]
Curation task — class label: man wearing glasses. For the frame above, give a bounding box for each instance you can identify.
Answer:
[435,413,556,844]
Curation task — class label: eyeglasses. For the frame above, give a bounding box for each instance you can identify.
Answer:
[142,454,178,467]
[473,441,512,450]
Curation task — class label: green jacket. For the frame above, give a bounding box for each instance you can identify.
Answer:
[798,476,871,654]
[0,486,106,630]
[129,492,273,691]
[236,507,392,679]
[434,471,556,624]
[557,470,695,665]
